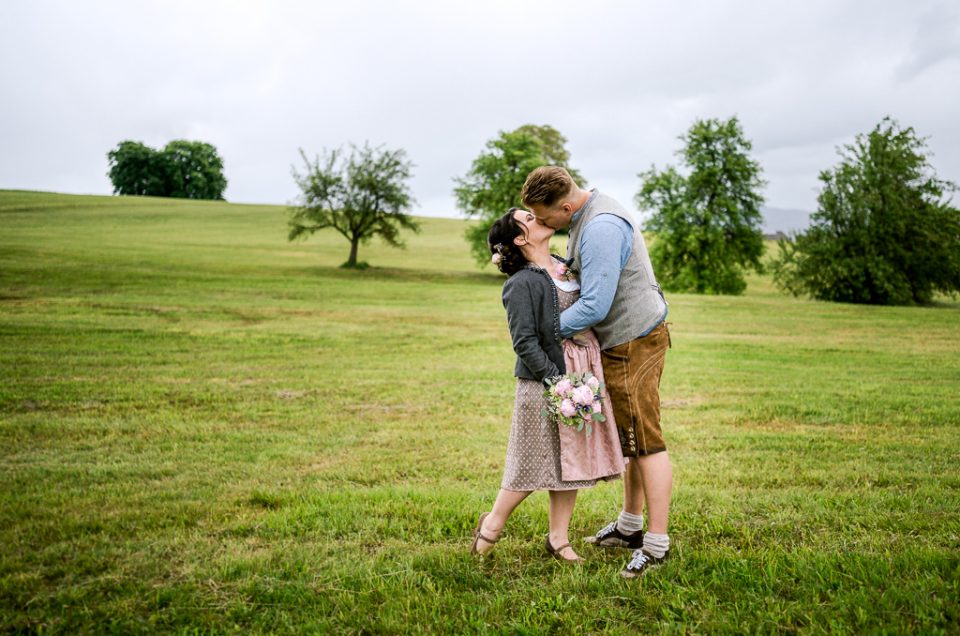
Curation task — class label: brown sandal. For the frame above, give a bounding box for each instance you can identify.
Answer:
[470,512,499,555]
[545,535,584,563]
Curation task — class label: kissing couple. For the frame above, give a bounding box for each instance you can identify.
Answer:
[471,166,673,579]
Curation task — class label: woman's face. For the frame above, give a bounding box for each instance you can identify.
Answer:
[512,208,555,247]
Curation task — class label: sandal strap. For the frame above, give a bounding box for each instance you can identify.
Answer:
[476,531,499,544]
[545,536,572,553]
[474,512,499,545]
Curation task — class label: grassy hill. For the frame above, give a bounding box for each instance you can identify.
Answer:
[2,190,958,633]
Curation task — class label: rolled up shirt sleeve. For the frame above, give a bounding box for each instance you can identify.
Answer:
[559,215,633,337]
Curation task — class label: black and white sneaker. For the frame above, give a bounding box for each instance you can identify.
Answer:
[583,521,644,549]
[620,549,669,579]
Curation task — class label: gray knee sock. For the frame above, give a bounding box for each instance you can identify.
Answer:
[616,511,644,534]
[642,532,669,559]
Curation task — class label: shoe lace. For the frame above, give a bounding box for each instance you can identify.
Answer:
[595,521,618,539]
[626,549,650,571]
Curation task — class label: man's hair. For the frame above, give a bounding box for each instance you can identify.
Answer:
[520,166,576,208]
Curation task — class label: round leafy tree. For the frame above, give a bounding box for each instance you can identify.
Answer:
[772,118,960,305]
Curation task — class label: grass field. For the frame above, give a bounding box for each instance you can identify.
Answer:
[1,189,959,634]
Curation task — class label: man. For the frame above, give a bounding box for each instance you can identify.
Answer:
[521,166,672,579]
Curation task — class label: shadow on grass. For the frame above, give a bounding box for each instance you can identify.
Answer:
[925,298,960,310]
[289,264,503,287]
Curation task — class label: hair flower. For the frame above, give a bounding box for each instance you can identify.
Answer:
[491,253,502,265]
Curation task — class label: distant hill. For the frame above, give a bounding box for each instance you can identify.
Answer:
[761,206,812,236]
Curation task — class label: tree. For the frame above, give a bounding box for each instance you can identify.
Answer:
[514,125,585,177]
[454,125,585,266]
[637,116,766,295]
[288,143,419,268]
[772,118,960,305]
[162,140,228,200]
[106,139,227,200]
[106,141,171,197]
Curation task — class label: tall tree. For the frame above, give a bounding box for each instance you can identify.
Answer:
[106,141,171,197]
[454,125,585,266]
[514,125,585,182]
[163,140,228,200]
[288,143,419,268]
[772,118,960,305]
[637,116,766,295]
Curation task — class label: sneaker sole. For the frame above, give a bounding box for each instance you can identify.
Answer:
[619,562,663,579]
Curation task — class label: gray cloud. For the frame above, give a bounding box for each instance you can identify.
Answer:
[2,0,958,231]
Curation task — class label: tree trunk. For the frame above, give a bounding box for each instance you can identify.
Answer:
[346,238,359,267]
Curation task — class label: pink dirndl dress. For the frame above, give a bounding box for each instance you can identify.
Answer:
[500,280,624,491]
[556,287,625,482]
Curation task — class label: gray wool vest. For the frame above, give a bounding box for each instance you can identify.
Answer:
[567,189,667,349]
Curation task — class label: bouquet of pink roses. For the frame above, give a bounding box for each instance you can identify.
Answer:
[542,372,606,436]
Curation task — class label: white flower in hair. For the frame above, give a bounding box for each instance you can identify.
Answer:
[491,253,502,265]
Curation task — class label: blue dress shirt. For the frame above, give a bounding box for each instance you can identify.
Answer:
[559,212,635,337]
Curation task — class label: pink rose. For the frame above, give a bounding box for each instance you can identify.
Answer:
[560,399,578,418]
[555,378,574,396]
[591,401,602,413]
[572,385,593,405]
[586,375,600,391]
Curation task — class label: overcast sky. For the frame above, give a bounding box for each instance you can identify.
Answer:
[2,0,959,230]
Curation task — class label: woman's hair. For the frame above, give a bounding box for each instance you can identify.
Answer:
[487,207,528,276]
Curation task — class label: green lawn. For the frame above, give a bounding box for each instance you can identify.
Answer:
[1,190,958,634]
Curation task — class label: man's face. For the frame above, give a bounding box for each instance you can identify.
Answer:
[530,202,573,230]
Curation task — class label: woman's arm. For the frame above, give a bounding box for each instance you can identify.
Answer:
[502,275,561,382]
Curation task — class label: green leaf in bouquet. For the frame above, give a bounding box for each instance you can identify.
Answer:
[591,413,606,422]
[577,422,584,431]
[541,409,549,418]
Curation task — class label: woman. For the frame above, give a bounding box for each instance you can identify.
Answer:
[471,208,624,563]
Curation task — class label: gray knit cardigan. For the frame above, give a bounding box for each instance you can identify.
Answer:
[500,263,567,383]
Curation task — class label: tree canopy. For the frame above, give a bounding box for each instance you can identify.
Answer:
[637,116,766,295]
[106,141,171,197]
[162,141,228,200]
[288,143,419,268]
[106,140,227,200]
[454,125,584,266]
[771,118,960,305]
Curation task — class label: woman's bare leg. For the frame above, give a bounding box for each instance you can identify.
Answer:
[547,489,581,560]
[475,488,530,555]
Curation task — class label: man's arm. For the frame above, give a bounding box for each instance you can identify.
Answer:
[559,215,633,337]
